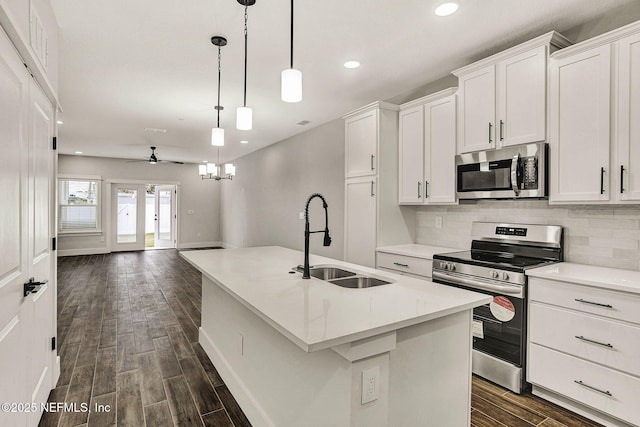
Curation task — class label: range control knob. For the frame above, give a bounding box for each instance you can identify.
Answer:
[490,271,499,279]
[449,263,456,271]
[439,261,447,270]
[501,272,509,281]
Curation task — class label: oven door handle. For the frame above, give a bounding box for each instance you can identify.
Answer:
[511,153,521,196]
[432,271,524,297]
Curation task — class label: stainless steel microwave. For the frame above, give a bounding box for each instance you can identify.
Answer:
[455,142,547,199]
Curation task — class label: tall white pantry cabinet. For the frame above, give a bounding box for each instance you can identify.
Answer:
[343,102,412,268]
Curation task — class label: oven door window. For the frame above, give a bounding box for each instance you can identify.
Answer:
[457,159,513,192]
[473,295,524,366]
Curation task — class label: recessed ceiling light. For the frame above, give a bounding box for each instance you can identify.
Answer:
[344,60,360,69]
[240,140,248,144]
[297,120,310,126]
[57,120,64,125]
[74,151,83,154]
[435,2,458,16]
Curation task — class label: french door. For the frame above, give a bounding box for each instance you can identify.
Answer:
[112,184,146,252]
[154,185,175,248]
[0,26,56,427]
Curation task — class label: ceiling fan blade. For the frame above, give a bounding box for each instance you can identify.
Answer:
[159,160,184,164]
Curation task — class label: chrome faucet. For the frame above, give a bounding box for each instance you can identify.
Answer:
[303,193,331,279]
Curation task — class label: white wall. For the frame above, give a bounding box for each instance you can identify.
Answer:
[220,119,345,260]
[58,155,221,255]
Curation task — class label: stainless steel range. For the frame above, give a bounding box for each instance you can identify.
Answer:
[432,222,563,394]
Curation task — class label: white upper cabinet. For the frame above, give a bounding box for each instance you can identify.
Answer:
[453,32,571,154]
[398,105,425,203]
[398,89,457,205]
[345,106,379,178]
[617,31,640,202]
[497,46,546,147]
[549,45,611,203]
[549,20,640,204]
[457,65,495,153]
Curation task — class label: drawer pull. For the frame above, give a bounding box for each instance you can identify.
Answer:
[574,335,613,349]
[574,298,613,309]
[393,262,409,268]
[574,380,613,397]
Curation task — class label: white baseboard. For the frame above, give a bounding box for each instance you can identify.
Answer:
[199,328,274,427]
[57,247,109,257]
[177,241,223,249]
[220,241,239,249]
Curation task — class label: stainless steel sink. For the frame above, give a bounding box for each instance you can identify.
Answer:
[292,264,393,288]
[309,267,356,280]
[329,276,392,289]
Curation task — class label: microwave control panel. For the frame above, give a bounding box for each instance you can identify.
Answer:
[522,157,538,190]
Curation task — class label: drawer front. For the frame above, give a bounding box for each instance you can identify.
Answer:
[376,252,432,278]
[529,303,640,376]
[529,344,640,426]
[529,277,640,324]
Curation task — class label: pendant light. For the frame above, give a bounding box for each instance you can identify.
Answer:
[281,0,302,103]
[236,0,255,131]
[211,35,227,146]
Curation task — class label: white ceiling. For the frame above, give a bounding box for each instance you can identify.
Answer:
[51,0,638,165]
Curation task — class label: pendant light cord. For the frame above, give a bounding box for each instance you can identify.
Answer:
[290,0,294,69]
[216,45,221,128]
[243,3,248,107]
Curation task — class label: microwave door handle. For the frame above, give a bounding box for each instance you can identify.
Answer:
[511,153,521,195]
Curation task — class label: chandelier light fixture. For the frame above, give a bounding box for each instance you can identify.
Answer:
[236,0,255,130]
[281,0,302,103]
[211,35,227,146]
[199,148,236,181]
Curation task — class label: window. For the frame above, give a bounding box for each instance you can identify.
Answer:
[58,178,101,233]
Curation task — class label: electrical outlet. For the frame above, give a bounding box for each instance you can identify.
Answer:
[361,366,380,404]
[435,215,443,229]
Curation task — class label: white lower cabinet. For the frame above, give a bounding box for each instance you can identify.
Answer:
[376,252,433,279]
[345,176,377,268]
[528,274,640,427]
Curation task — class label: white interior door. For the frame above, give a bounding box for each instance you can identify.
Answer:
[112,184,145,252]
[154,185,175,248]
[0,26,56,427]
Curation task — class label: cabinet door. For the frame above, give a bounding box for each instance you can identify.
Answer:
[345,109,377,178]
[398,106,424,204]
[457,65,495,153]
[425,95,457,204]
[497,46,546,147]
[617,32,640,201]
[549,45,611,203]
[345,177,376,268]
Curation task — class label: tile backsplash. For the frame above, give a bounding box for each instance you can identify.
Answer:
[415,200,640,271]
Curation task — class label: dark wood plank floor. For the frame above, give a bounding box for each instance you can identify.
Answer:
[40,249,602,427]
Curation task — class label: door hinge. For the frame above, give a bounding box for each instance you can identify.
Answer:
[51,337,56,351]
[52,136,57,150]
[52,237,56,251]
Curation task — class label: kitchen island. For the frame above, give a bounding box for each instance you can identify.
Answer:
[180,246,490,427]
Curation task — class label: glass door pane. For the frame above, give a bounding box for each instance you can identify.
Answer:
[154,185,174,248]
[117,188,137,243]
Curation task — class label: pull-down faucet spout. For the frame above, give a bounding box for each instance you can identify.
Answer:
[303,193,331,279]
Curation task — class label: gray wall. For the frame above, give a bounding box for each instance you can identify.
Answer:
[58,155,221,254]
[220,119,345,260]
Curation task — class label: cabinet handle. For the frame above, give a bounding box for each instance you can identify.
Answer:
[573,380,613,397]
[370,154,375,171]
[371,181,375,197]
[574,335,613,349]
[620,165,625,194]
[499,120,504,141]
[417,181,421,198]
[600,167,605,194]
[393,262,409,268]
[425,181,429,198]
[488,122,493,144]
[574,298,613,309]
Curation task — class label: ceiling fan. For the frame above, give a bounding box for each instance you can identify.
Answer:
[128,146,184,165]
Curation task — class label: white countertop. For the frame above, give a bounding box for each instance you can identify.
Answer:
[527,262,640,295]
[181,246,490,352]
[376,244,460,259]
